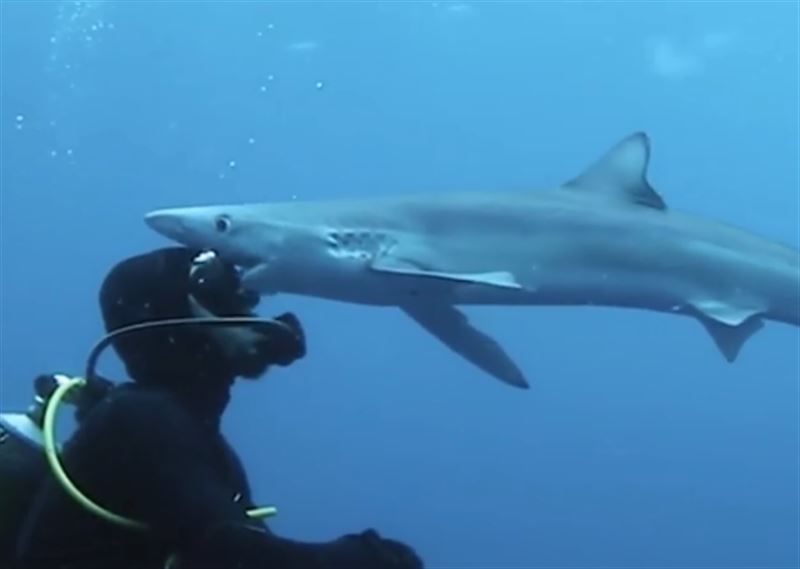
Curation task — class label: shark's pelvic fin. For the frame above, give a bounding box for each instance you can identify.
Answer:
[401,302,529,389]
[689,298,766,361]
[564,132,668,211]
[370,254,523,290]
[690,298,765,327]
[697,314,764,362]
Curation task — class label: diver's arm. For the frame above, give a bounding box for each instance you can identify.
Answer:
[97,390,420,568]
[179,522,424,569]
[86,388,251,536]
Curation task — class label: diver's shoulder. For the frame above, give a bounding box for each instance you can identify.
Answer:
[105,382,177,407]
[87,383,187,429]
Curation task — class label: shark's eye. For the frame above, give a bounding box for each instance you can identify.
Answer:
[214,215,232,233]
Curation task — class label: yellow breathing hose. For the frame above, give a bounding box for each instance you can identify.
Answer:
[42,376,277,532]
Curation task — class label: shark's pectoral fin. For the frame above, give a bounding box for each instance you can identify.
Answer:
[371,255,523,290]
[563,132,668,211]
[401,302,529,389]
[688,299,766,362]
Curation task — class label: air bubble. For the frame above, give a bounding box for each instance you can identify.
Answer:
[248,137,256,145]
[315,81,324,90]
[50,150,58,157]
[267,74,275,81]
[259,85,267,92]
[15,115,23,122]
[228,160,237,168]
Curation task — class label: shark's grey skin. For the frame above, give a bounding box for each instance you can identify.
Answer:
[144,132,800,389]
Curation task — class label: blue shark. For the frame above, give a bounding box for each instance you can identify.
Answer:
[144,132,800,389]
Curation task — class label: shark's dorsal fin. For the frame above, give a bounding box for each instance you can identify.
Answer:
[563,132,668,211]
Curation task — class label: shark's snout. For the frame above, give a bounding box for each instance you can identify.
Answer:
[145,209,187,240]
[144,206,244,258]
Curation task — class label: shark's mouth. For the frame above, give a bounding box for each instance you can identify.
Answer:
[233,254,263,270]
[239,262,279,295]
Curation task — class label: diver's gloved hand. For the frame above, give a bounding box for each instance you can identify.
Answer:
[188,250,259,316]
[359,529,424,569]
[234,311,306,378]
[316,529,425,569]
[187,250,307,377]
[269,312,306,366]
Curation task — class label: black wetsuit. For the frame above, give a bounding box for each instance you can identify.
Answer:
[13,381,322,567]
[14,371,420,569]
[12,247,422,569]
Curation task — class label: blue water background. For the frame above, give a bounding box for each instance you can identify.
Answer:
[1,2,798,567]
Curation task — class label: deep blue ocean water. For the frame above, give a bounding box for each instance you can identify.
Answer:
[1,2,798,567]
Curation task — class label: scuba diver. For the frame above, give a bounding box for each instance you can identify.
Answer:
[6,246,424,569]
[1,372,114,567]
